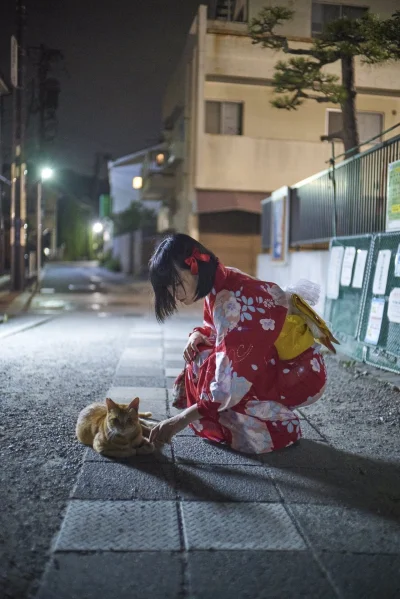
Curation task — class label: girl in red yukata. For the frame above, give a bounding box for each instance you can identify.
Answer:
[149,233,338,454]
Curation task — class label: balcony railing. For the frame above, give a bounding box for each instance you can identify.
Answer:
[207,0,248,23]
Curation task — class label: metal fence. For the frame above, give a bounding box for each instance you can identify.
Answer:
[262,126,400,249]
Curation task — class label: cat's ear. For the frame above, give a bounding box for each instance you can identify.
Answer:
[128,397,140,412]
[106,397,117,411]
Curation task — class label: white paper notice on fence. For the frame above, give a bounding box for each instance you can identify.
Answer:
[352,249,368,289]
[340,246,356,287]
[327,246,344,299]
[388,288,400,323]
[372,249,392,295]
[365,297,385,345]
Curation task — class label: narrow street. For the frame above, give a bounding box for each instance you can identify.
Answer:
[1,262,400,599]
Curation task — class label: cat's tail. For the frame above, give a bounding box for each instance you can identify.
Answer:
[139,411,152,418]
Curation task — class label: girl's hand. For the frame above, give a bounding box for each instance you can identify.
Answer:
[183,332,212,363]
[149,416,186,445]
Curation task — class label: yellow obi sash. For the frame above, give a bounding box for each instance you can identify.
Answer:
[274,293,339,361]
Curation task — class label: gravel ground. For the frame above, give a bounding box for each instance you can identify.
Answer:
[0,312,131,599]
[1,312,400,599]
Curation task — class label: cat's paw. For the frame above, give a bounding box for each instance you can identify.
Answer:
[136,442,155,455]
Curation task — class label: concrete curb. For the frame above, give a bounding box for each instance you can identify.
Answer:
[0,282,38,322]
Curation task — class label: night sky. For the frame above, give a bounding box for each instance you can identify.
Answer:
[0,0,202,175]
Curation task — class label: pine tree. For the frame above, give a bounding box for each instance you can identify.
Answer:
[249,8,400,156]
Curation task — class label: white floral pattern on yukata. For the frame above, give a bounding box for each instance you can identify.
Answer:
[213,288,266,344]
[219,410,274,454]
[209,352,252,411]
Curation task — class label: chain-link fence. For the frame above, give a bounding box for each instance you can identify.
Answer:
[325,232,400,373]
[358,232,400,372]
[324,235,375,361]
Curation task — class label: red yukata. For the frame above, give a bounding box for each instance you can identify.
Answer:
[172,263,327,454]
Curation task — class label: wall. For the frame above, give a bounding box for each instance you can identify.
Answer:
[201,232,261,275]
[112,233,132,274]
[204,81,400,143]
[197,81,400,192]
[248,0,399,38]
[205,31,400,93]
[257,250,331,315]
[109,163,141,214]
[197,134,333,192]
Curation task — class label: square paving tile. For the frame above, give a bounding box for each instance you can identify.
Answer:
[115,366,164,377]
[106,386,166,402]
[176,464,280,502]
[187,551,335,599]
[129,331,162,338]
[83,442,172,463]
[268,467,399,513]
[258,439,344,469]
[181,502,306,550]
[119,347,163,359]
[164,353,184,362]
[72,462,176,500]
[165,367,183,378]
[37,552,183,599]
[127,339,162,348]
[320,553,400,599]
[173,437,261,466]
[291,504,400,553]
[55,501,181,551]
[300,420,326,441]
[113,376,166,388]
[165,360,185,369]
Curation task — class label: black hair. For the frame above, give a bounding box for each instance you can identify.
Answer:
[149,233,218,322]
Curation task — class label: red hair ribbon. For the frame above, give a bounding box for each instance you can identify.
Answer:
[184,247,211,275]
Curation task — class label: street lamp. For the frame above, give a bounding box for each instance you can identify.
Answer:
[37,167,54,287]
[92,222,103,234]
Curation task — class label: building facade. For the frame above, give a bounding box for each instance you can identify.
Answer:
[146,0,400,274]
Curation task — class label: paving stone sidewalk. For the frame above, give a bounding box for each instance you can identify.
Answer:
[35,316,400,599]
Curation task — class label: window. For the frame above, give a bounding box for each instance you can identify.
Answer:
[207,0,248,23]
[327,110,383,144]
[312,3,368,36]
[205,101,243,135]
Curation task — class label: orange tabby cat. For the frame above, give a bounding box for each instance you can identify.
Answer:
[76,397,155,458]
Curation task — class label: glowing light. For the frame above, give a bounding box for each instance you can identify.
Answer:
[40,167,54,180]
[132,176,142,189]
[93,222,103,234]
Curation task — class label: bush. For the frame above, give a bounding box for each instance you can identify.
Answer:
[99,250,121,272]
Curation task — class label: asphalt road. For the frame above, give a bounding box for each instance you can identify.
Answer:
[0,262,155,598]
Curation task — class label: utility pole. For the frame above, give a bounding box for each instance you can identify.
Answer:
[10,0,27,291]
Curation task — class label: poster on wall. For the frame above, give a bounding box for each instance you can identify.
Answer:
[270,186,289,266]
[326,245,345,300]
[388,288,400,323]
[340,246,356,287]
[372,249,391,295]
[386,159,400,231]
[352,249,368,289]
[365,297,385,345]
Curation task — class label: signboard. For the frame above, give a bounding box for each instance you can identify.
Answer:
[270,186,289,265]
[11,36,18,88]
[99,194,112,218]
[386,159,400,231]
[326,245,344,299]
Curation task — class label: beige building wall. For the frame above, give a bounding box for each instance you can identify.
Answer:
[198,81,400,191]
[161,0,400,233]
[248,0,399,38]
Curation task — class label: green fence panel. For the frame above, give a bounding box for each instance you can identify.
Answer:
[324,235,374,361]
[358,232,400,373]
